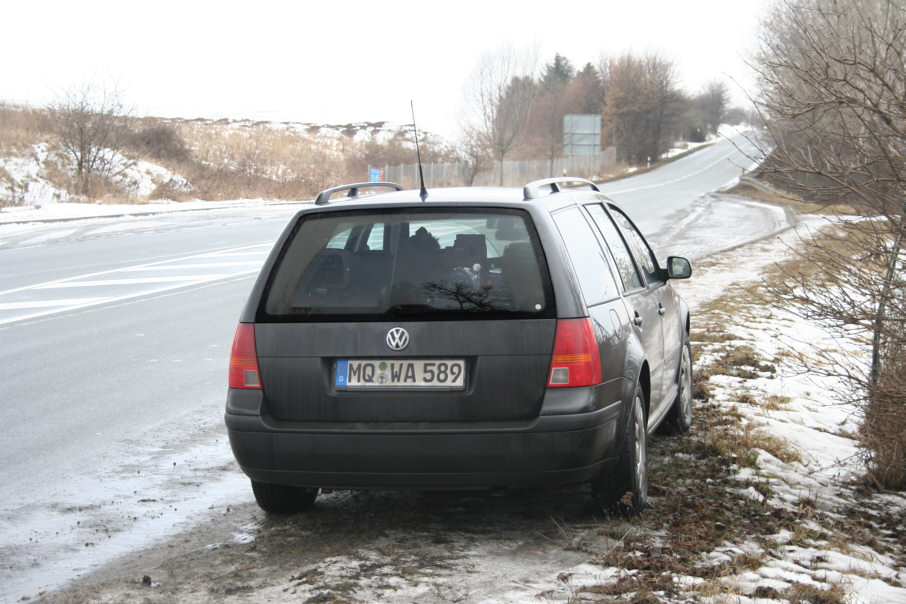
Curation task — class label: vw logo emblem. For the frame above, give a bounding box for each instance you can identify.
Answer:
[386,327,410,351]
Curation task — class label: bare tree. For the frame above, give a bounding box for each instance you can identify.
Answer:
[525,59,605,173]
[645,54,685,158]
[462,46,537,184]
[564,63,605,116]
[753,0,906,488]
[52,84,132,197]
[699,80,729,135]
[524,54,574,167]
[527,86,568,170]
[455,126,491,186]
[601,52,684,164]
[685,80,729,140]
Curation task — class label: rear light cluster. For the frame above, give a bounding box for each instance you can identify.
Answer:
[229,323,262,389]
[548,318,603,388]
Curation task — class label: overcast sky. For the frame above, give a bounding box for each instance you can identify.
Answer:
[3,0,771,140]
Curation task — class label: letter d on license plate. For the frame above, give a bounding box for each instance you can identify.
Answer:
[335,359,465,390]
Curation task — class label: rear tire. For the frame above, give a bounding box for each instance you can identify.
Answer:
[591,384,648,515]
[664,338,693,434]
[251,480,319,514]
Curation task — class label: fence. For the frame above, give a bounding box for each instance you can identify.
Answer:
[384,148,617,189]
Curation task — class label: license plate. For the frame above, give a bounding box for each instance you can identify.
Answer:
[335,359,466,390]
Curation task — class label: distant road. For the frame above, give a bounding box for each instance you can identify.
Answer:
[601,133,760,228]
[0,133,789,602]
[601,133,788,261]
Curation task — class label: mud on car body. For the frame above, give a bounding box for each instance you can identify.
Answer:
[226,178,693,514]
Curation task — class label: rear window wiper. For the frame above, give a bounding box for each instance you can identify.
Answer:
[387,303,436,315]
[386,304,438,316]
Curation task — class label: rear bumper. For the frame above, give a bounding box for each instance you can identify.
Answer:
[225,392,624,489]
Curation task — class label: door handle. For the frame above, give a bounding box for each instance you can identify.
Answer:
[658,303,666,316]
[633,311,643,327]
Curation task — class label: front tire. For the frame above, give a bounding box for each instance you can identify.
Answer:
[592,384,648,514]
[251,480,319,514]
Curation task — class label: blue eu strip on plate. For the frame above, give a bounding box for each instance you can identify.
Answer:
[335,360,348,387]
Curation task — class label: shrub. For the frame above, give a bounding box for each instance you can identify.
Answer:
[127,125,189,161]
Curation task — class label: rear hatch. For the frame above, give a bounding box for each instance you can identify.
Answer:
[254,207,557,423]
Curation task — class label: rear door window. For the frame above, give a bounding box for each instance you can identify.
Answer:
[609,207,663,285]
[585,204,644,292]
[260,209,554,320]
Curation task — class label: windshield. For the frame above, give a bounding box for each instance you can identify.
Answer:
[260,208,554,321]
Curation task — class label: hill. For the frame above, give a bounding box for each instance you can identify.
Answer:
[0,103,438,207]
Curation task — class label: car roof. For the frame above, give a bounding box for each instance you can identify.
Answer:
[308,178,612,214]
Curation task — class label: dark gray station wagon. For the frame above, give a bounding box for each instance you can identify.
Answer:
[226,178,693,514]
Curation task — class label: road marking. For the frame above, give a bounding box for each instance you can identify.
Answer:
[0,242,272,326]
[123,262,260,270]
[0,298,109,310]
[604,140,761,196]
[35,276,234,288]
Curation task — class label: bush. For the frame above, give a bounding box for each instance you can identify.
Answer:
[127,125,189,161]
[864,361,906,489]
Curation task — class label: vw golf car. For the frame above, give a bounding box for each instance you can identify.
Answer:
[226,178,693,514]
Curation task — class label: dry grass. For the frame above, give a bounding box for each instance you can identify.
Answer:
[0,104,430,203]
[574,312,893,600]
[724,179,852,216]
[707,344,777,379]
[783,582,848,603]
[863,376,906,489]
[0,103,54,150]
[756,222,906,490]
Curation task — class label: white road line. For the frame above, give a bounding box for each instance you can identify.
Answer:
[605,149,760,195]
[0,298,109,310]
[0,270,259,326]
[123,262,261,270]
[35,276,232,288]
[0,242,272,297]
[198,250,271,258]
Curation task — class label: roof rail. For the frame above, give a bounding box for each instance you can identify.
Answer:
[314,182,404,205]
[523,177,600,200]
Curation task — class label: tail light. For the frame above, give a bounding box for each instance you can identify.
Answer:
[229,323,262,389]
[548,318,603,388]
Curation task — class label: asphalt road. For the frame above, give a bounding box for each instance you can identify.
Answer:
[0,205,303,601]
[0,134,788,601]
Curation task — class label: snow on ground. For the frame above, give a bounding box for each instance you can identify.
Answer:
[0,143,71,206]
[1,144,194,209]
[671,220,906,603]
[108,153,192,199]
[0,196,288,225]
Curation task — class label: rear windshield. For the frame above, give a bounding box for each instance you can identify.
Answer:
[259,208,554,321]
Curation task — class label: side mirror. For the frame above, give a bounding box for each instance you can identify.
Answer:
[666,256,692,280]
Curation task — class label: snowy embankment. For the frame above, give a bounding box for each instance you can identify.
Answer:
[669,220,906,603]
[1,143,191,211]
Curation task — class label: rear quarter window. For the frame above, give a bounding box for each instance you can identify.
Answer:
[552,206,620,306]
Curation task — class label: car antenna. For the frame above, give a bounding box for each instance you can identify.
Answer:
[410,100,429,202]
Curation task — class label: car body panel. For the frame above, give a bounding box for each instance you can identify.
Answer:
[226,181,691,495]
[254,319,555,423]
